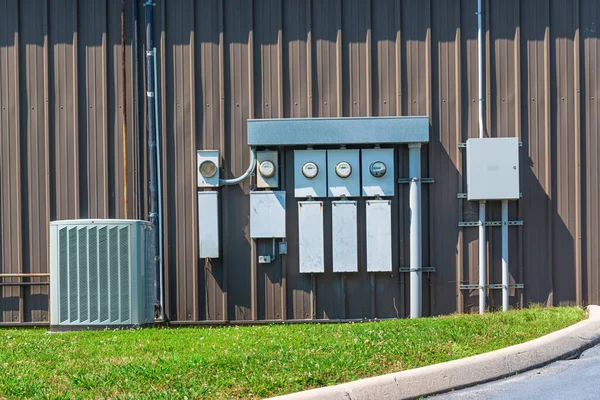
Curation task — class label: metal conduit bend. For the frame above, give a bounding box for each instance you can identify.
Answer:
[219,148,257,186]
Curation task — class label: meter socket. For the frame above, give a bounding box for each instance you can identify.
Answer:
[257,151,279,188]
[327,149,360,197]
[197,150,220,188]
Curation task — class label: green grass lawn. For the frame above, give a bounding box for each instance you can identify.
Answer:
[0,307,584,399]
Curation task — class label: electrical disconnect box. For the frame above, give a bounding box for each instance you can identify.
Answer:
[250,191,286,238]
[361,148,395,197]
[257,150,279,188]
[198,191,220,258]
[298,201,324,273]
[466,138,520,200]
[327,149,360,198]
[332,201,358,272]
[294,150,327,198]
[197,150,220,188]
[366,199,392,272]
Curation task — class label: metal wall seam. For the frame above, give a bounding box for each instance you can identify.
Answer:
[573,0,583,307]
[190,0,199,322]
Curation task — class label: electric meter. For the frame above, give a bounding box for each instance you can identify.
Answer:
[335,161,352,178]
[259,160,276,178]
[302,162,319,179]
[199,160,218,178]
[369,161,387,178]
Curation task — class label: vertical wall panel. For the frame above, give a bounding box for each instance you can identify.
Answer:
[0,0,23,322]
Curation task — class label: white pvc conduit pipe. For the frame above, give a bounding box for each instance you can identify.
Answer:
[219,148,257,186]
[477,0,487,315]
[409,143,422,319]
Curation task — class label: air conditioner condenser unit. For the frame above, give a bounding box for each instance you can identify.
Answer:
[49,219,155,331]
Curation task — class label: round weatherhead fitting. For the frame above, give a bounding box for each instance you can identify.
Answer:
[302,162,319,179]
[369,161,387,178]
[199,160,218,178]
[335,161,353,178]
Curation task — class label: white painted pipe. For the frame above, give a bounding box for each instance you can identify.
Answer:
[479,201,486,314]
[502,200,509,311]
[409,143,422,319]
[477,0,487,315]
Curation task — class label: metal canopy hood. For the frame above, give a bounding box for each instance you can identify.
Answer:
[247,116,429,146]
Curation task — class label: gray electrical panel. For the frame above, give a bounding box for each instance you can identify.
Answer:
[197,150,220,188]
[294,150,327,198]
[298,201,324,273]
[332,201,358,273]
[466,137,520,200]
[361,148,395,197]
[250,191,286,238]
[366,199,392,272]
[327,149,360,198]
[257,150,279,189]
[198,191,220,258]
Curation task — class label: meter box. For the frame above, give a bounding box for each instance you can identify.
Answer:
[366,199,392,272]
[257,151,279,189]
[197,150,220,188]
[250,191,286,238]
[298,201,324,273]
[327,149,360,197]
[294,150,327,198]
[466,137,520,200]
[198,191,220,258]
[362,148,395,197]
[332,201,358,273]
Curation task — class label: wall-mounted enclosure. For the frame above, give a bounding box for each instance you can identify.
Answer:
[2,0,600,324]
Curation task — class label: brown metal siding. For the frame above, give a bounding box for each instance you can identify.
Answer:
[1,0,600,323]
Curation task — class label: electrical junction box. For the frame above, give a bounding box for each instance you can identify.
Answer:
[250,191,286,238]
[257,150,279,189]
[366,199,392,272]
[327,149,360,197]
[198,191,220,258]
[332,201,358,273]
[298,201,324,273]
[466,137,520,200]
[361,148,395,197]
[197,150,220,188]
[294,150,327,198]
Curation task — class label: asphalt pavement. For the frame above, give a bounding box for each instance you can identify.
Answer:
[436,344,600,400]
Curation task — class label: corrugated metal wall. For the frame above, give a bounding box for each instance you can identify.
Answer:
[1,0,599,323]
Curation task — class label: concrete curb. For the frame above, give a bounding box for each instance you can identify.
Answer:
[273,306,600,400]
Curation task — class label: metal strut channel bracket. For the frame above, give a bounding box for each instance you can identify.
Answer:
[399,266,436,273]
[459,283,524,290]
[458,142,523,148]
[457,192,522,199]
[458,220,523,227]
[398,178,435,184]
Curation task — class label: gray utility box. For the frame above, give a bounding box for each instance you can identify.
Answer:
[467,137,520,201]
[250,191,286,238]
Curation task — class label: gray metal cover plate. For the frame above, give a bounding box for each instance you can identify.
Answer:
[198,191,219,258]
[366,200,392,272]
[298,201,324,273]
[294,150,327,198]
[466,137,520,200]
[361,148,395,197]
[332,201,358,272]
[247,116,429,146]
[327,149,360,197]
[250,191,286,238]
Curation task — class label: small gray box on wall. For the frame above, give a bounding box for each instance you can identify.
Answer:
[467,137,520,200]
[294,150,327,198]
[327,149,360,197]
[366,199,392,272]
[198,191,220,258]
[362,148,395,197]
[298,201,324,273]
[332,201,358,273]
[250,191,286,238]
[197,150,220,188]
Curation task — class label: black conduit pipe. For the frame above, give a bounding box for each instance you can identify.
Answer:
[144,1,160,318]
